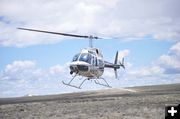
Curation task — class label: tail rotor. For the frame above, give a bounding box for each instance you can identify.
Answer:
[113,51,125,79]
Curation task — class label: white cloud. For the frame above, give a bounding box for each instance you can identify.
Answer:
[0,0,180,47]
[123,42,180,79]
[4,60,35,73]
[170,42,180,56]
[159,55,180,68]
[118,49,129,59]
[128,66,163,77]
[158,42,180,74]
[2,60,38,81]
[49,65,64,75]
[0,60,69,97]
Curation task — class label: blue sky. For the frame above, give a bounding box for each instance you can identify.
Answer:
[0,0,180,97]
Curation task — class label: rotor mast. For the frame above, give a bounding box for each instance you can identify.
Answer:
[89,35,93,48]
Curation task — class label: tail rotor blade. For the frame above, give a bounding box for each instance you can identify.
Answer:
[114,51,118,65]
[119,58,125,69]
[114,51,119,79]
[114,69,119,79]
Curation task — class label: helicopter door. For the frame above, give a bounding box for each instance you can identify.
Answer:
[93,56,98,66]
[91,56,97,66]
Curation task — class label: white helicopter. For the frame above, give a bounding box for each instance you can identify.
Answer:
[18,28,125,89]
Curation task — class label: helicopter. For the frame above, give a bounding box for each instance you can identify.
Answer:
[18,27,125,89]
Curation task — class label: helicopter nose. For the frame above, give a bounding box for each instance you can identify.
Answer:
[70,65,88,73]
[77,65,89,71]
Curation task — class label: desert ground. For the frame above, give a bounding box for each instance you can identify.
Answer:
[0,83,180,119]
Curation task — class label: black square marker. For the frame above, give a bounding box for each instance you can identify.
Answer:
[165,104,180,119]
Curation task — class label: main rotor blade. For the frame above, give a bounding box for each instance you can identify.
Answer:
[18,27,96,39]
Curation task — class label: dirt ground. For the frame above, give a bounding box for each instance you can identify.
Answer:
[0,83,180,119]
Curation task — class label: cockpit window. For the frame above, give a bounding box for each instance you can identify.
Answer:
[79,53,92,64]
[72,53,93,64]
[72,53,80,61]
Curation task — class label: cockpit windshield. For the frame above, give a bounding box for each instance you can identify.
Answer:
[79,53,92,64]
[72,53,92,64]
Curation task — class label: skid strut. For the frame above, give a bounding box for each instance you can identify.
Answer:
[90,72,111,88]
[62,74,88,89]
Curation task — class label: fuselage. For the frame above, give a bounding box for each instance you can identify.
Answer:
[69,48,104,78]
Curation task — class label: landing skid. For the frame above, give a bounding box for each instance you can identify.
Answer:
[62,74,111,89]
[62,74,88,89]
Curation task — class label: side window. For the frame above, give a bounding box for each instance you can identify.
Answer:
[72,53,80,61]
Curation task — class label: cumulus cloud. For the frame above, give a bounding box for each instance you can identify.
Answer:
[49,65,64,75]
[2,60,37,80]
[128,66,164,77]
[159,55,180,69]
[158,42,180,74]
[120,42,180,85]
[118,49,129,59]
[170,42,180,56]
[0,60,69,97]
[0,0,180,47]
[4,60,35,72]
